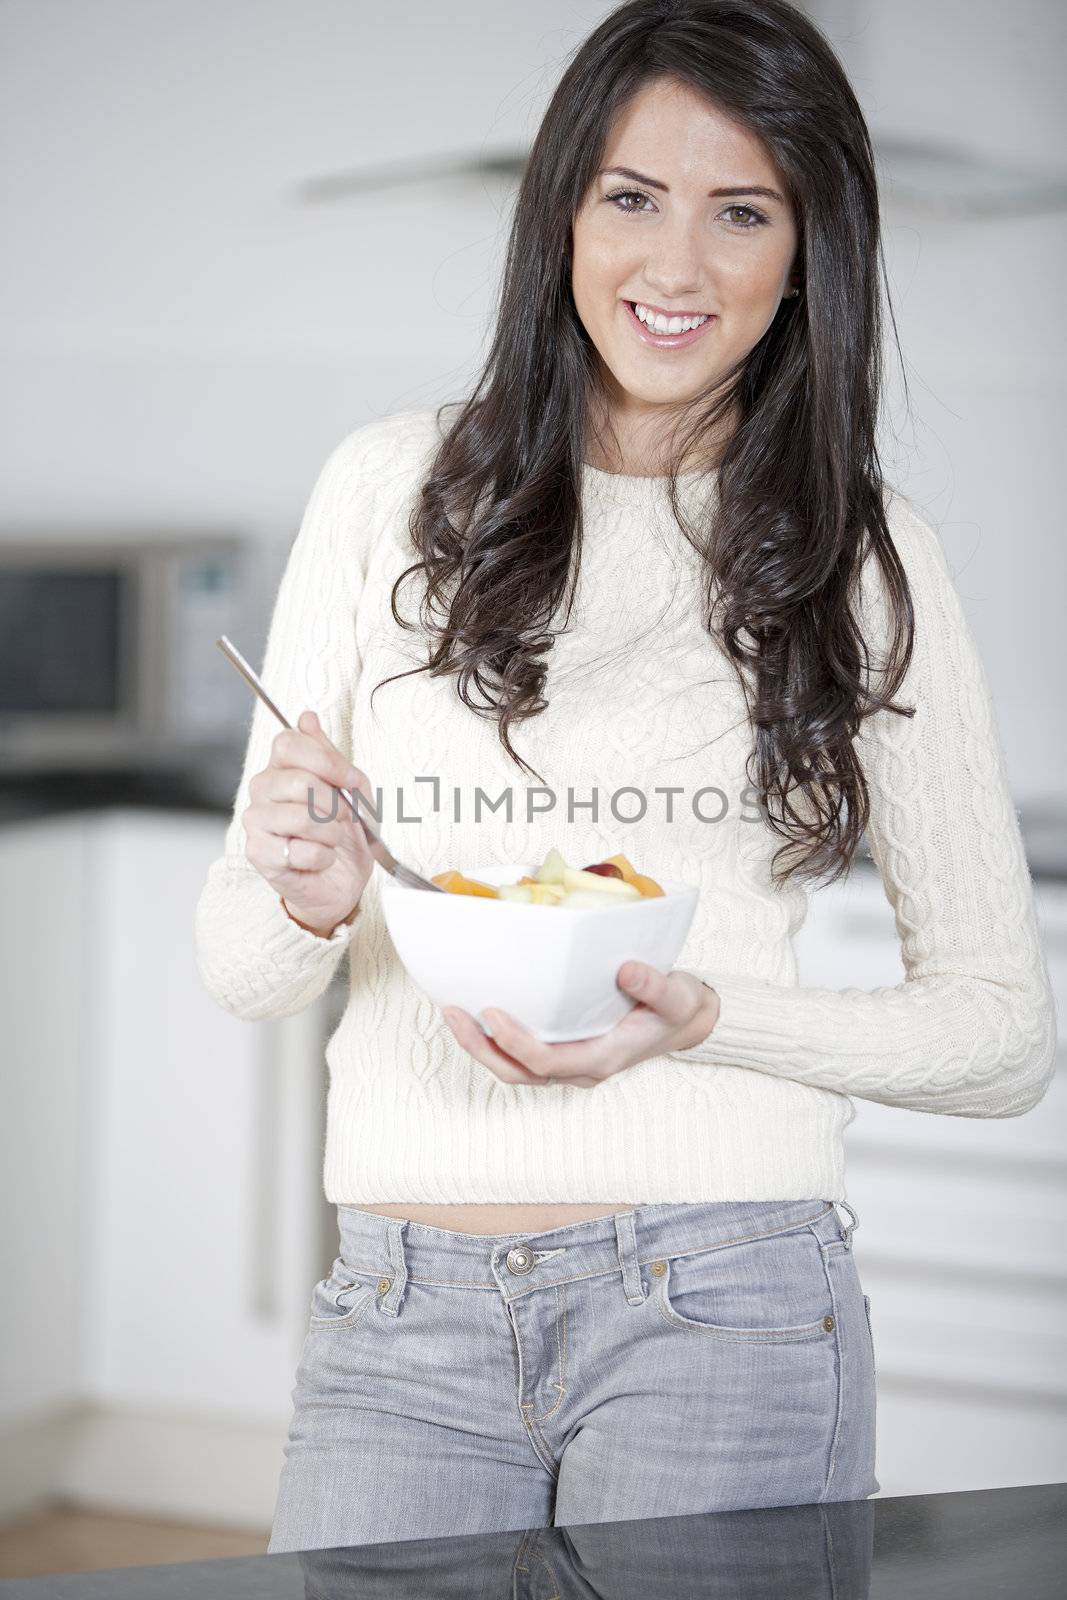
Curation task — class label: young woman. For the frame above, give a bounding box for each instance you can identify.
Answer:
[195,0,1055,1552]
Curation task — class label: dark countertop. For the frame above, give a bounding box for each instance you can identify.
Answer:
[1,1482,1064,1598]
[0,762,240,825]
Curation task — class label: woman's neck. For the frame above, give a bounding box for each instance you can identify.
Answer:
[584,396,736,477]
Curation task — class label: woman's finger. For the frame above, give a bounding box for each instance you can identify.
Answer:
[247,796,346,848]
[262,832,333,873]
[443,1007,545,1084]
[479,1007,614,1077]
[618,962,699,1027]
[271,714,356,794]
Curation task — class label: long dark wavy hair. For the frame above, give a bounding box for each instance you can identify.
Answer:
[371,0,916,889]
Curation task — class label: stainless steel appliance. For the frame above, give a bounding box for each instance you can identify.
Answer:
[0,533,253,774]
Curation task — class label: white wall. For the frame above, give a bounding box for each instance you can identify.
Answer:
[809,0,1067,805]
[0,0,581,526]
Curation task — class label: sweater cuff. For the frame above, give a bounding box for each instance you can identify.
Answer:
[279,895,361,948]
[683,974,806,1069]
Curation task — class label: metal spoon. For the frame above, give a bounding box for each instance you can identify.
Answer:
[216,635,444,893]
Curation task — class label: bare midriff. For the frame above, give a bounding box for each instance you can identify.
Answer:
[353,1202,639,1236]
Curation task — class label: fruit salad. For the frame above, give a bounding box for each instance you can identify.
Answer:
[430,847,664,907]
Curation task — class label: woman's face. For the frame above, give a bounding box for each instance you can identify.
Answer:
[571,77,799,467]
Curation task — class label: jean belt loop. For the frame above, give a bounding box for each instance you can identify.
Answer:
[379,1218,408,1316]
[614,1210,646,1306]
[836,1199,859,1250]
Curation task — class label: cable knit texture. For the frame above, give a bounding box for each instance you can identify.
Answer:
[194,406,1057,1203]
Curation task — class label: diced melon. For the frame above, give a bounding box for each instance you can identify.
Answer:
[497,883,534,903]
[562,865,641,898]
[535,847,568,885]
[529,883,566,904]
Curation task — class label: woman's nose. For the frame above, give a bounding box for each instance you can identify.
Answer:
[640,238,710,301]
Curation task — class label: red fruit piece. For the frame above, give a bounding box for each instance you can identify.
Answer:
[582,862,624,879]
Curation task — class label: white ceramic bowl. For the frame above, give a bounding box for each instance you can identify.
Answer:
[381,861,699,1043]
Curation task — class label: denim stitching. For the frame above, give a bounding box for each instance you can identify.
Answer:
[508,1291,562,1480]
[308,1285,376,1332]
[337,1205,835,1293]
[863,1294,875,1362]
[835,1199,859,1250]
[653,1214,841,1341]
[531,1282,568,1425]
[820,1505,838,1600]
[658,1205,834,1268]
[653,1269,833,1342]
[512,1527,563,1596]
[518,1393,561,1479]
[524,1408,562,1479]
[812,1222,845,1501]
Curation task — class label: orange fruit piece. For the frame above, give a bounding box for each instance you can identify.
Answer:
[462,878,500,897]
[431,870,499,898]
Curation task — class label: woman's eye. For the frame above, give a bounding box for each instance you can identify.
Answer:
[722,204,768,228]
[606,188,652,213]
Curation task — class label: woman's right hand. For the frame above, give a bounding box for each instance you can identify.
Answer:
[241,709,377,938]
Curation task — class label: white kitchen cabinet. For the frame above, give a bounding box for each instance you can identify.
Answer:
[0,815,91,1433]
[82,807,330,1419]
[796,866,1067,1496]
[0,807,339,1528]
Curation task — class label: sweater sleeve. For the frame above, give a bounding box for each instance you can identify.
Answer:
[669,496,1058,1118]
[194,423,382,1021]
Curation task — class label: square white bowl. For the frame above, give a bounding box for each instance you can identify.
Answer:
[380,861,698,1042]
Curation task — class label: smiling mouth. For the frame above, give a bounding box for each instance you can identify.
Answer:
[622,299,716,348]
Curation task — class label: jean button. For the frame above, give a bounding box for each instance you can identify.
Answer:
[506,1245,536,1274]
[823,1314,835,1332]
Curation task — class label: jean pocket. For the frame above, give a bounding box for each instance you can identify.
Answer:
[308,1258,378,1331]
[863,1294,875,1358]
[653,1225,837,1343]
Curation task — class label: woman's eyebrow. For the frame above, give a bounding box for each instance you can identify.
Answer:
[599,165,785,204]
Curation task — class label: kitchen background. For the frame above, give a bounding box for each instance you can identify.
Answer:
[1,0,1064,1579]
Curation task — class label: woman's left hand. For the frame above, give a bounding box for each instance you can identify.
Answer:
[441,963,721,1087]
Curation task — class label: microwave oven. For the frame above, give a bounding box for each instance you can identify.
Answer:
[0,533,255,775]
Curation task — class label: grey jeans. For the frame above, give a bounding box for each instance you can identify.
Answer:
[267,1196,878,1554]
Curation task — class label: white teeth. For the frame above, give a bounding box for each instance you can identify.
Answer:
[633,302,710,334]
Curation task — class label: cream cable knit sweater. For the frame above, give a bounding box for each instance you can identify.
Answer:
[194,407,1057,1204]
